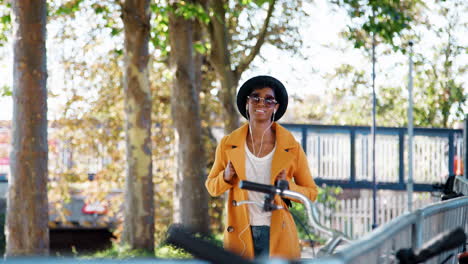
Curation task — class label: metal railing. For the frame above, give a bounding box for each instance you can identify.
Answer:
[308,195,468,264]
[455,176,468,195]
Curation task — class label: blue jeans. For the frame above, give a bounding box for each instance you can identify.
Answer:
[251,226,270,257]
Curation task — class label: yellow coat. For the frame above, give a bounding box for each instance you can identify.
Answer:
[205,123,318,259]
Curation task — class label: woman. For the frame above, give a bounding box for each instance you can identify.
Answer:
[205,75,318,259]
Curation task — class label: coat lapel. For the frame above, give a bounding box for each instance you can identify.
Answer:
[225,124,248,181]
[270,123,297,184]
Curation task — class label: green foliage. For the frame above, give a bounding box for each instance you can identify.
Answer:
[254,0,272,6]
[170,2,209,24]
[0,13,8,23]
[48,0,123,54]
[290,185,342,242]
[196,232,223,248]
[290,203,323,242]
[46,41,176,240]
[90,2,121,38]
[311,63,407,126]
[0,1,11,47]
[84,243,155,259]
[155,245,192,259]
[1,85,11,97]
[153,1,211,58]
[110,27,122,37]
[86,233,221,259]
[333,0,423,51]
[150,3,170,56]
[193,42,207,55]
[408,0,467,127]
[317,185,343,208]
[157,232,222,258]
[304,0,467,130]
[53,0,85,16]
[91,3,110,14]
[228,0,310,63]
[412,67,466,127]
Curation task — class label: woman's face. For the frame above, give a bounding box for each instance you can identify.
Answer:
[246,87,279,122]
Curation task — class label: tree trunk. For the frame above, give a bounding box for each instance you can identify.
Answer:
[207,0,240,133]
[7,0,49,256]
[206,0,275,133]
[218,69,241,134]
[168,1,209,234]
[121,0,154,250]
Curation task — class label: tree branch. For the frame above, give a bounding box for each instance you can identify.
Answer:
[204,0,227,71]
[234,0,276,77]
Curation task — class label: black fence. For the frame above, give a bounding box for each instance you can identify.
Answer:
[282,123,464,192]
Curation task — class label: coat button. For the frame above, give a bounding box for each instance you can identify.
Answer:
[227,226,234,232]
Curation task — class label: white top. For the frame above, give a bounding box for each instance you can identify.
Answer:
[245,142,276,226]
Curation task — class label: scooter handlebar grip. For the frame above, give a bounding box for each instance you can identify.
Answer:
[239,180,277,195]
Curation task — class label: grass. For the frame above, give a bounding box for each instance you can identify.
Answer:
[82,243,192,259]
[82,232,223,260]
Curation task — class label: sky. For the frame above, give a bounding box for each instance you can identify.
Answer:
[0,0,466,121]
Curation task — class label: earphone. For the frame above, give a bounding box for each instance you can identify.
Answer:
[246,100,276,155]
[246,104,249,120]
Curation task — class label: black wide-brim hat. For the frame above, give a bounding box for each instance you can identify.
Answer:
[237,75,288,121]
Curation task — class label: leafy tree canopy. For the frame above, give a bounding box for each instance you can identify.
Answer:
[332,0,424,52]
[0,0,11,47]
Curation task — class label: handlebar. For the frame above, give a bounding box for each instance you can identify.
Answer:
[239,180,352,256]
[239,181,278,196]
[396,227,467,264]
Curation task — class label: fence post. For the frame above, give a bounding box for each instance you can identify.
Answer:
[399,129,405,186]
[302,125,307,154]
[448,132,454,176]
[464,115,468,179]
[350,129,356,184]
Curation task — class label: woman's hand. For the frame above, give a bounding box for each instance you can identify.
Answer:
[275,169,287,182]
[224,161,237,183]
[275,169,290,188]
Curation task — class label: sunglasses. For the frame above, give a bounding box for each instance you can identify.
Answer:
[247,95,278,108]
